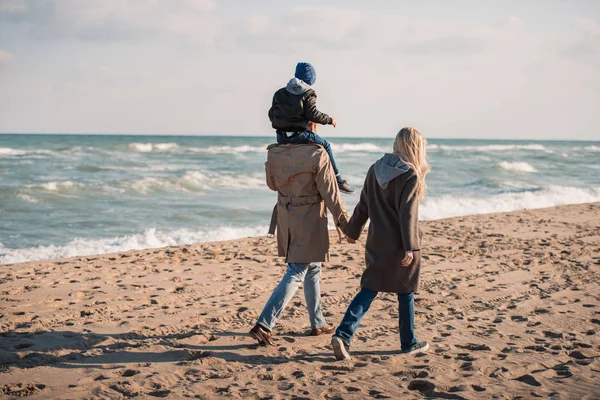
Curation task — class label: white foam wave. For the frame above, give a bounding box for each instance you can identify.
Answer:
[0,147,54,157]
[421,185,600,220]
[39,181,85,193]
[0,147,26,156]
[128,142,179,152]
[187,145,267,154]
[330,143,387,153]
[187,143,388,154]
[584,145,600,152]
[17,194,38,203]
[429,144,549,152]
[495,161,539,173]
[0,226,268,265]
[127,171,265,194]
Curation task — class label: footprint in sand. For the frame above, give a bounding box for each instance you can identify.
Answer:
[121,369,140,377]
[524,345,547,352]
[513,374,541,387]
[511,315,528,322]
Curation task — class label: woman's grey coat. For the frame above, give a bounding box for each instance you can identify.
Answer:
[344,153,422,294]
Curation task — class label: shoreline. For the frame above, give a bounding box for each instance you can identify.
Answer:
[2,202,598,267]
[1,202,599,398]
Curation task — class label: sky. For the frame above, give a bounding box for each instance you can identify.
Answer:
[0,0,599,139]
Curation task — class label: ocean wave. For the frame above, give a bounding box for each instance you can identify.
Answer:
[127,171,265,194]
[428,144,549,152]
[495,161,539,173]
[420,185,600,220]
[330,143,387,153]
[127,142,179,152]
[39,181,86,193]
[26,180,125,196]
[21,172,266,197]
[188,145,268,154]
[0,226,268,265]
[17,194,39,204]
[0,147,55,157]
[77,165,113,173]
[0,147,26,156]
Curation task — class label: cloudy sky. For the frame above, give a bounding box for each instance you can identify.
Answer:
[0,0,599,139]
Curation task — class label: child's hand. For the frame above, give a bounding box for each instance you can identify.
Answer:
[331,118,337,128]
[345,235,356,244]
[400,251,414,267]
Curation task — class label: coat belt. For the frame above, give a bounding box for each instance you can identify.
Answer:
[279,195,322,206]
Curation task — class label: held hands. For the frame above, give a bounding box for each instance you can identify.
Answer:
[336,227,356,244]
[400,251,414,267]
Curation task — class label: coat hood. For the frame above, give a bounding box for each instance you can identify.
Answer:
[285,77,312,95]
[374,153,409,189]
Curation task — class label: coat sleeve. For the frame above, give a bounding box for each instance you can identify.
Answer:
[265,160,276,191]
[268,95,275,122]
[343,170,370,240]
[398,174,420,251]
[304,91,333,125]
[315,151,349,229]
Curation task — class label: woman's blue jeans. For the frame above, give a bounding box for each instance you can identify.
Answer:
[334,288,418,350]
[257,262,326,331]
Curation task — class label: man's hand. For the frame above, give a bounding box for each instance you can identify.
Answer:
[345,235,356,244]
[336,227,344,244]
[309,121,318,133]
[400,251,414,267]
[331,118,337,128]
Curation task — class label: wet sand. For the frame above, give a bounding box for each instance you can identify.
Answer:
[1,203,599,399]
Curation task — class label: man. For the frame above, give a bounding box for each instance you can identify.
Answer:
[249,129,351,346]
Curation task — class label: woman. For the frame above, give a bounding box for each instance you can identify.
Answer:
[331,127,430,360]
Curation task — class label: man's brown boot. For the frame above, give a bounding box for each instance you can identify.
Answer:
[310,323,335,336]
[249,324,275,346]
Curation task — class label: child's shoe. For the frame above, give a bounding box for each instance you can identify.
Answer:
[338,180,355,194]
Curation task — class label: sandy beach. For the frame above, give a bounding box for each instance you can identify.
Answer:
[1,203,599,399]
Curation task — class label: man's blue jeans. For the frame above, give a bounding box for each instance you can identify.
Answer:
[257,262,326,331]
[334,288,418,350]
[276,130,342,183]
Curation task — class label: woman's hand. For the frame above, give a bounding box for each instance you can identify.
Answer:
[400,251,413,267]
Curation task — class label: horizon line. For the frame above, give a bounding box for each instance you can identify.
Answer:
[0,132,598,142]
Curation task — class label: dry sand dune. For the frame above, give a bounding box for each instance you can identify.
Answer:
[1,203,599,399]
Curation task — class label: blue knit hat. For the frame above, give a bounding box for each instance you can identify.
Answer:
[295,62,316,85]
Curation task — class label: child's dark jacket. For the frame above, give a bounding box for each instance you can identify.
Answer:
[268,78,333,132]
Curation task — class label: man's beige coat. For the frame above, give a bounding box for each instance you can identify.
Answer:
[266,144,349,263]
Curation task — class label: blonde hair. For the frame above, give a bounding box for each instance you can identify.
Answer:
[392,127,430,201]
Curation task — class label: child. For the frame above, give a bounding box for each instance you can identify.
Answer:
[268,62,355,194]
[331,127,431,360]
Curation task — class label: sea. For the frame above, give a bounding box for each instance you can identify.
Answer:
[1,135,599,265]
